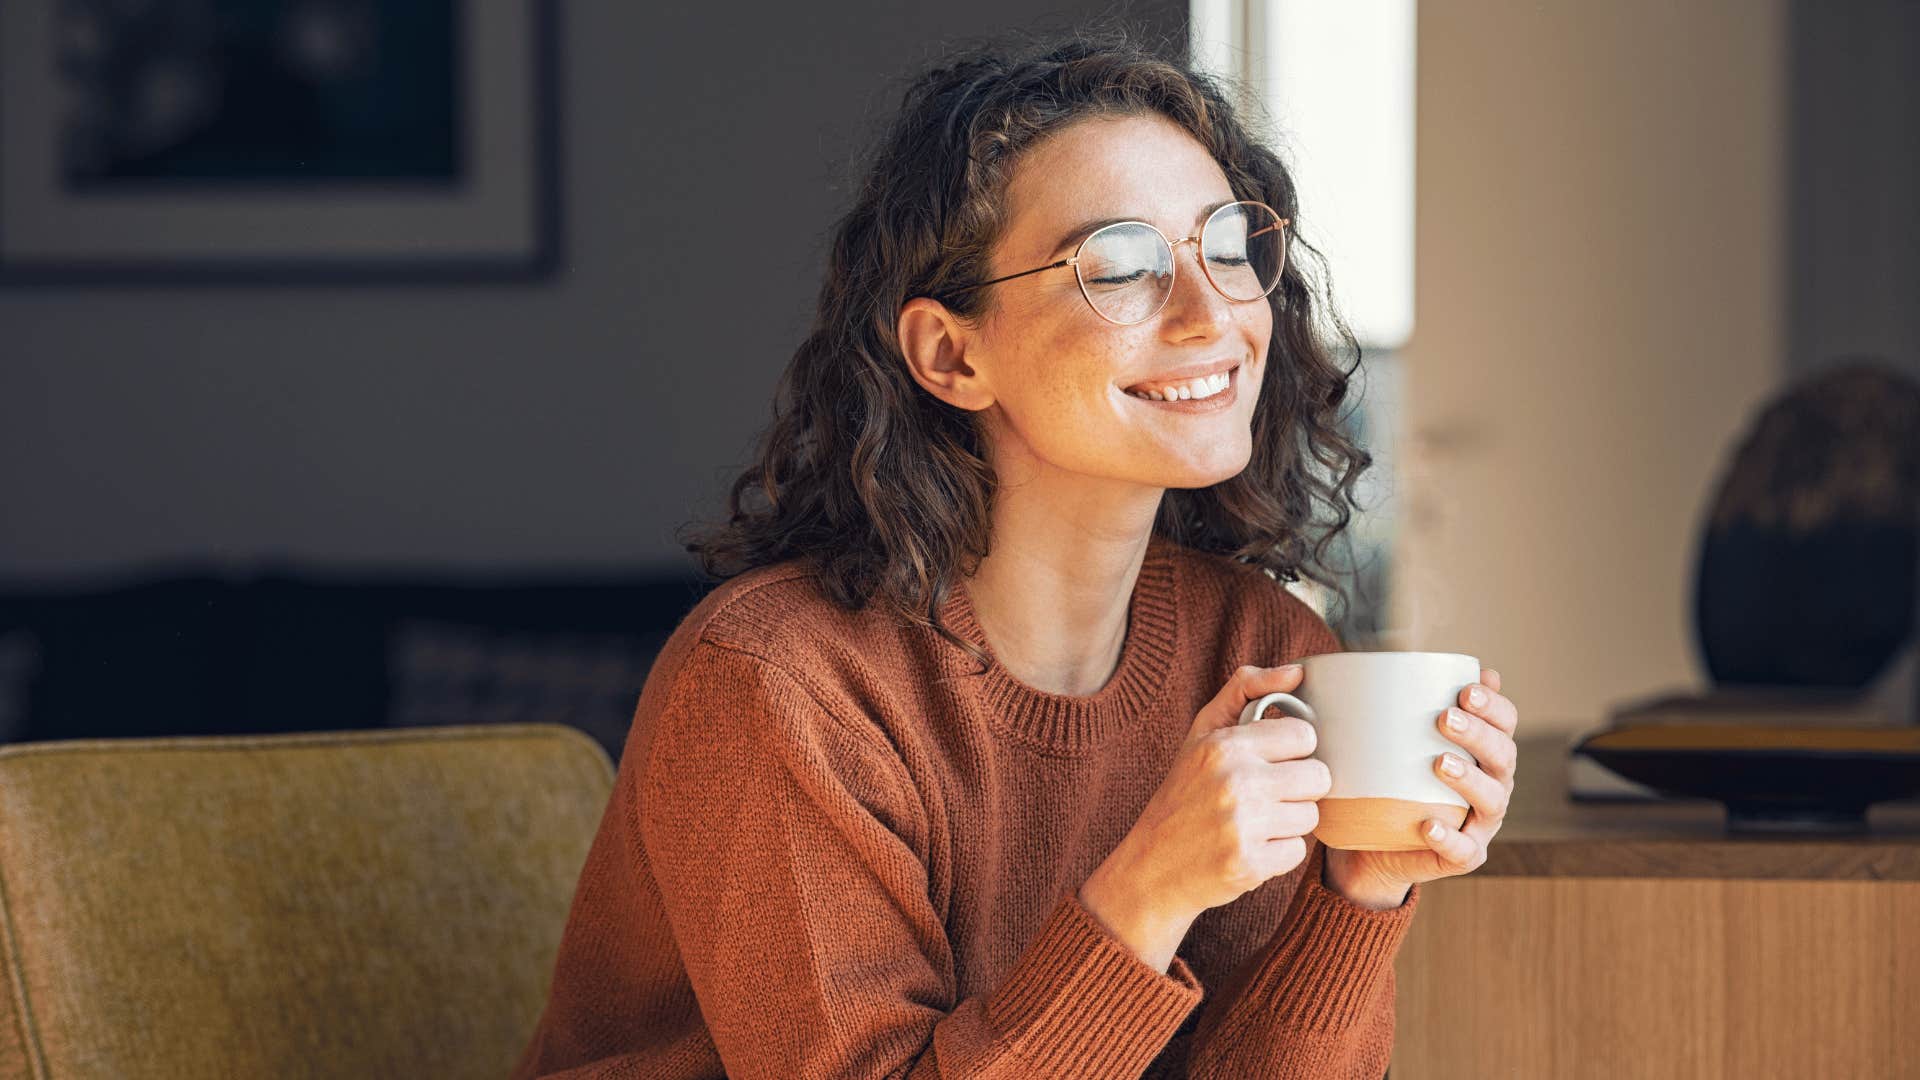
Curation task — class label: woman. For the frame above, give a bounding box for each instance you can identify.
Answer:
[513,25,1520,1080]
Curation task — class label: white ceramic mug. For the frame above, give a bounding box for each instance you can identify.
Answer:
[1237,651,1481,851]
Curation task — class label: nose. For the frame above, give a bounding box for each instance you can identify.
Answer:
[1158,236,1232,335]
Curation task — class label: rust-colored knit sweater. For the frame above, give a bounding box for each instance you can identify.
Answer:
[511,533,1421,1079]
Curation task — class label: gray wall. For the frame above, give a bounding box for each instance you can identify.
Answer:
[1787,0,1920,379]
[0,2,1183,580]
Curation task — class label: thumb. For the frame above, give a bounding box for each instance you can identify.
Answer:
[1189,663,1306,742]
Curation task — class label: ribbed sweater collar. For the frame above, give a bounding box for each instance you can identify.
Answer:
[937,533,1181,754]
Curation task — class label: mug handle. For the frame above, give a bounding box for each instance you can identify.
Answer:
[1238,691,1318,726]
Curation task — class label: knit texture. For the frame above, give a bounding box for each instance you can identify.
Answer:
[511,533,1421,1079]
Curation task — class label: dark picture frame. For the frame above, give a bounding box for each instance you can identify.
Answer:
[0,1,560,285]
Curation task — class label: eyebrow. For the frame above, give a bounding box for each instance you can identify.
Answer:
[1044,198,1239,259]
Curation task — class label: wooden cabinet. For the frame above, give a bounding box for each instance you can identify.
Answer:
[1391,733,1920,1079]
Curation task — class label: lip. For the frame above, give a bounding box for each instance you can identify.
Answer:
[1120,357,1243,394]
[1122,362,1239,413]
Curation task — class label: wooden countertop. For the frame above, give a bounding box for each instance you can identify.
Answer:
[1479,731,1920,880]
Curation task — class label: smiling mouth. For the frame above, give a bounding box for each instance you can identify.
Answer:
[1121,367,1236,405]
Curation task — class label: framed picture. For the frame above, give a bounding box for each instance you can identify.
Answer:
[0,1,559,284]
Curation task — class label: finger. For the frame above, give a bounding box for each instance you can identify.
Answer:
[1260,834,1311,875]
[1459,682,1519,736]
[1193,664,1305,737]
[1419,814,1484,871]
[1456,805,1504,853]
[1265,754,1332,799]
[1233,715,1321,765]
[1433,751,1508,827]
[1260,797,1321,839]
[1437,708,1518,781]
[1482,668,1502,694]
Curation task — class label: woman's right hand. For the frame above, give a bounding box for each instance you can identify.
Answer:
[1077,664,1330,967]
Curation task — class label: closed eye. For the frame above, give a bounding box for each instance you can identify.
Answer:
[1087,267,1153,287]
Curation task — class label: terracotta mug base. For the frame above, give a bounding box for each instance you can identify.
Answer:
[1314,796,1471,851]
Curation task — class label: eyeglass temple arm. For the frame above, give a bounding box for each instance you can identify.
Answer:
[946,258,1073,294]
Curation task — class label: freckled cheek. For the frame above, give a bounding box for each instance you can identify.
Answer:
[1039,343,1121,407]
[1054,376,1107,418]
[1246,295,1275,333]
[1243,322,1272,384]
[1002,367,1090,425]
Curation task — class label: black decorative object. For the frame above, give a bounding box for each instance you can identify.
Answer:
[1692,360,1919,689]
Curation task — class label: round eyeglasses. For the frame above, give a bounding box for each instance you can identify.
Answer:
[944,200,1289,325]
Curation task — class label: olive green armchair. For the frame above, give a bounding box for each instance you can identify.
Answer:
[0,723,614,1079]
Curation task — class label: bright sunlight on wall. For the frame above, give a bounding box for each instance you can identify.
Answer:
[1190,0,1416,646]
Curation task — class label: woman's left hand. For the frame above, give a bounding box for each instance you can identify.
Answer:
[1324,668,1519,905]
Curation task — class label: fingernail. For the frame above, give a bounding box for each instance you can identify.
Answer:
[1426,820,1445,840]
[1439,753,1465,777]
[1444,709,1467,732]
[1279,664,1301,675]
[1468,686,1487,707]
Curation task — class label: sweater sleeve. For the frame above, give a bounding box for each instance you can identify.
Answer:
[1178,839,1419,1079]
[633,638,1205,1080]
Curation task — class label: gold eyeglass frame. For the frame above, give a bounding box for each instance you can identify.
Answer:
[944,200,1290,326]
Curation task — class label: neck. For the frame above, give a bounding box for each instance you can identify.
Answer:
[963,460,1165,697]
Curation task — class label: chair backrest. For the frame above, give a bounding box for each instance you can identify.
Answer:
[0,723,614,1079]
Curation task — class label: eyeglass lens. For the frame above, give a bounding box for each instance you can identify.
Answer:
[1074,202,1286,324]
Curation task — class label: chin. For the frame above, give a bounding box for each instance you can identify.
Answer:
[1153,456,1251,491]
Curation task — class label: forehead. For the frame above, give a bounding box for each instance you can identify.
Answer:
[1000,113,1236,258]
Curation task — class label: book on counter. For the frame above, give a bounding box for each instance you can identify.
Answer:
[1604,685,1900,727]
[1567,676,1917,801]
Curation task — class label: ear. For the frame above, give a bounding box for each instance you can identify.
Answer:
[897,297,994,411]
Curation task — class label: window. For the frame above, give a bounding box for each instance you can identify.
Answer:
[1192,0,1416,646]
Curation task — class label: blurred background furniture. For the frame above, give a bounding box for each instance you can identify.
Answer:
[0,567,711,765]
[1394,732,1920,1078]
[0,722,612,1080]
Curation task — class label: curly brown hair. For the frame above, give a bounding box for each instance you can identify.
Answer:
[678,21,1375,671]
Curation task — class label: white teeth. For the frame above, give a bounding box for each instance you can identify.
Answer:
[1125,369,1233,401]
[1185,372,1230,399]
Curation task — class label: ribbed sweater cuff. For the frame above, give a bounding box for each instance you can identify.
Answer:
[984,890,1204,1078]
[1243,843,1421,1033]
